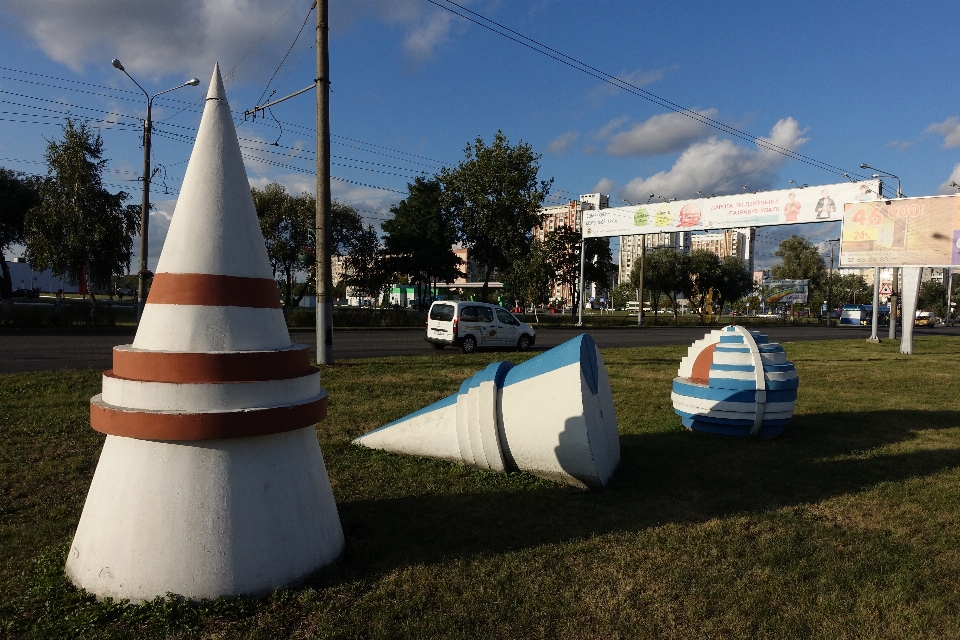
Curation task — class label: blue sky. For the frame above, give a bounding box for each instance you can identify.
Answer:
[2,0,959,272]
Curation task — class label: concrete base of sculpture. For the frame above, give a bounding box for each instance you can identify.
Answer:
[671,326,799,437]
[354,334,619,489]
[66,427,344,602]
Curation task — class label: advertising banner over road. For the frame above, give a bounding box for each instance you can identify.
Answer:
[582,181,879,239]
[839,195,960,267]
[759,279,809,304]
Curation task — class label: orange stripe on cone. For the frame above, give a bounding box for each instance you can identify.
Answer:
[112,346,312,383]
[90,395,328,440]
[147,273,282,308]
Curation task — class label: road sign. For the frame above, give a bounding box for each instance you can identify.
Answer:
[880,283,892,295]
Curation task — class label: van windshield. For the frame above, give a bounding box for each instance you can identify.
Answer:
[429,304,455,321]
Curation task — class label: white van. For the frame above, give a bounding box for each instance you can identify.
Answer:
[426,301,536,353]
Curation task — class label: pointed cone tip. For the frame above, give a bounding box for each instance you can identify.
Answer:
[206,63,226,101]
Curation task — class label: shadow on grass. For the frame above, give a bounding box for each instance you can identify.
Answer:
[323,408,960,583]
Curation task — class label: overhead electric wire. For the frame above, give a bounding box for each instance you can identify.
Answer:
[255,1,315,107]
[2,65,445,172]
[427,0,869,181]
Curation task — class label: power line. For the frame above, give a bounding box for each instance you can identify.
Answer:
[255,1,315,107]
[428,0,869,181]
[154,126,422,179]
[0,65,445,168]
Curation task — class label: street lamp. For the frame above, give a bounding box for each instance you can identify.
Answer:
[859,163,902,198]
[825,238,840,327]
[860,163,904,341]
[112,58,199,320]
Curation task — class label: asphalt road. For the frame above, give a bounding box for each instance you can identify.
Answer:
[3,324,959,374]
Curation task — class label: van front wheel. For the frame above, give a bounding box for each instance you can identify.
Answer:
[461,335,477,354]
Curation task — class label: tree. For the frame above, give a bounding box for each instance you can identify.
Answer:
[544,226,581,313]
[254,184,366,311]
[501,239,551,319]
[0,168,40,302]
[252,183,312,311]
[645,248,691,324]
[835,273,871,305]
[714,256,754,315]
[344,224,391,304]
[610,282,633,310]
[24,120,137,304]
[382,177,461,310]
[687,249,722,323]
[439,131,552,302]
[771,234,827,289]
[918,279,947,316]
[543,227,615,318]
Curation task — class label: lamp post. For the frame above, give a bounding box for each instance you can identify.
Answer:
[826,238,839,327]
[860,164,901,198]
[860,165,903,342]
[112,59,199,320]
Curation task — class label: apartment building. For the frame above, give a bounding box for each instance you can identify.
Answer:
[618,232,691,283]
[533,193,609,305]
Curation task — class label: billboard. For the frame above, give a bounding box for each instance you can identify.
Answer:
[581,181,880,239]
[760,279,809,304]
[839,195,960,267]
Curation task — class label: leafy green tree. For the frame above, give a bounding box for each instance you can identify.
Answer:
[835,273,871,305]
[543,227,614,317]
[0,168,40,302]
[344,224,390,304]
[439,130,552,301]
[24,120,137,305]
[610,282,632,310]
[253,183,312,311]
[771,234,827,289]
[382,177,461,310]
[544,226,581,314]
[254,183,365,310]
[687,249,722,323]
[645,248,691,324]
[501,239,551,319]
[918,278,946,317]
[714,256,754,315]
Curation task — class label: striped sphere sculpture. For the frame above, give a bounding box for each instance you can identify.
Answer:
[671,325,799,437]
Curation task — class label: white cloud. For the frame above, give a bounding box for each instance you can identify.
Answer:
[332,0,460,65]
[546,131,579,155]
[2,0,457,81]
[936,163,960,195]
[586,67,664,107]
[925,117,960,148]
[592,177,616,195]
[621,117,809,202]
[604,109,717,157]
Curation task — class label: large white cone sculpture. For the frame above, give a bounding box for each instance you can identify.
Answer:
[672,325,799,437]
[65,65,344,602]
[354,334,620,489]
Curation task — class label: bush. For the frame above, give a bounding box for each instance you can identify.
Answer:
[0,299,133,328]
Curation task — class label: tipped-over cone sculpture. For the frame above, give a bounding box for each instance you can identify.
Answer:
[65,64,343,602]
[672,325,799,437]
[354,334,619,489]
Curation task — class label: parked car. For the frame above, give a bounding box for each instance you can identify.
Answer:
[426,300,536,353]
[11,288,37,299]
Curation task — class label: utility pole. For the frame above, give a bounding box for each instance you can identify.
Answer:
[316,0,333,364]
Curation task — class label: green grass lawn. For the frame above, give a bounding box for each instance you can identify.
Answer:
[2,337,960,638]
